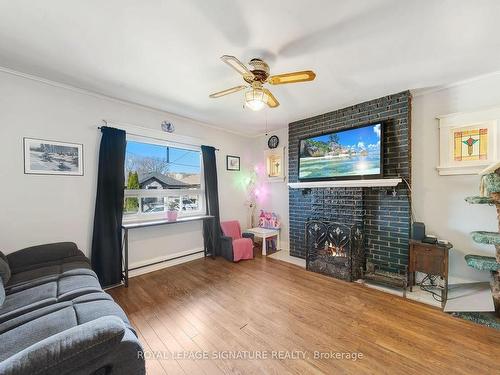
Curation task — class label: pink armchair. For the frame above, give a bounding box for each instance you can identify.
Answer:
[220,221,254,262]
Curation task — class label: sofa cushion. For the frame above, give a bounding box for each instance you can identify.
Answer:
[0,293,119,335]
[0,278,5,307]
[0,304,78,362]
[0,282,57,323]
[0,293,133,362]
[0,257,11,285]
[6,242,83,274]
[5,258,92,293]
[0,272,102,324]
[0,258,10,307]
[0,302,73,336]
[8,254,91,276]
[0,316,127,375]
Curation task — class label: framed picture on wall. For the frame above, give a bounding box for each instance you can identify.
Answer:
[437,108,500,175]
[226,155,240,171]
[24,137,84,176]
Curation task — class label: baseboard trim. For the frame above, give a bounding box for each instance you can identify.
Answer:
[279,240,289,252]
[128,248,205,278]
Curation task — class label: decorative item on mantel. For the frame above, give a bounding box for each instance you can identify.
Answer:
[461,161,500,328]
[436,107,499,175]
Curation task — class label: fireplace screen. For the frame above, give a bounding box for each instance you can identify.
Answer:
[305,221,363,281]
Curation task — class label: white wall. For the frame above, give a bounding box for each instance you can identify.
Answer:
[0,70,254,271]
[412,73,500,283]
[252,128,290,250]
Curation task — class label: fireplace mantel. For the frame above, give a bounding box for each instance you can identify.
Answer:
[288,178,402,189]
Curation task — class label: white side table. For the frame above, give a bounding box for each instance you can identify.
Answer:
[245,227,280,255]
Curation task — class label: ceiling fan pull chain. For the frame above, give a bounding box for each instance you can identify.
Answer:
[265,109,269,136]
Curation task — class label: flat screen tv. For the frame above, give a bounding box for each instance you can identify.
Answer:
[298,122,384,181]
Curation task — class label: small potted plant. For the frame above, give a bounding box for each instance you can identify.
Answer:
[166,200,179,221]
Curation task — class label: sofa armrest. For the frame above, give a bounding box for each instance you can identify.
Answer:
[0,316,126,375]
[6,242,83,273]
[242,232,254,240]
[219,236,234,262]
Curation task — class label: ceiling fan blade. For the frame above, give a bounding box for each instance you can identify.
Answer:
[220,55,255,80]
[263,89,279,108]
[209,85,247,98]
[268,70,316,85]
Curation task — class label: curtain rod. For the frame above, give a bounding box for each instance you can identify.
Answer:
[97,125,219,151]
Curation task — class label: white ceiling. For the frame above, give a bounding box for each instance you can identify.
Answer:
[1,0,500,136]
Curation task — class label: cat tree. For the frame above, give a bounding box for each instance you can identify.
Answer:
[464,162,500,319]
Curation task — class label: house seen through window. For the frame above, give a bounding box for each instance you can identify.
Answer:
[123,140,203,218]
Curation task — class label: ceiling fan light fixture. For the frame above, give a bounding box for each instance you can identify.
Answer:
[245,88,268,111]
[209,55,314,110]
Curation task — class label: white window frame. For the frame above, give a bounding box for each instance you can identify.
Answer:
[123,135,205,222]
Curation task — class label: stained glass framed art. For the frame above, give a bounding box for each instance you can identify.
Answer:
[453,128,488,161]
[437,112,499,176]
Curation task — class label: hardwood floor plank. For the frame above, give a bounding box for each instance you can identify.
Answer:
[153,308,225,375]
[130,309,186,375]
[128,316,168,375]
[109,256,500,374]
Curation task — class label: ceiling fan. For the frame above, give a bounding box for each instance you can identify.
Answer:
[209,55,316,111]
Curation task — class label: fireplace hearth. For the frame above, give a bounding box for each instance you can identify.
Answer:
[305,220,364,281]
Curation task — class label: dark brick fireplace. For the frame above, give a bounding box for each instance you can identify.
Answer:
[288,91,411,276]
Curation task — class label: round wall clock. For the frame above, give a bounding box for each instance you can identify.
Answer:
[267,135,279,149]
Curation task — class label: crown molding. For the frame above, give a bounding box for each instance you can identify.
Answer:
[251,126,289,139]
[411,70,500,98]
[0,65,256,138]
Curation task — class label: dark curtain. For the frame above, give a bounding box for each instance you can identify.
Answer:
[201,145,221,258]
[91,126,126,287]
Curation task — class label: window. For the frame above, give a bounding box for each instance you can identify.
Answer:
[123,138,204,219]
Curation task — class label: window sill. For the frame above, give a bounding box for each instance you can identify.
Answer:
[123,210,206,223]
[122,214,214,229]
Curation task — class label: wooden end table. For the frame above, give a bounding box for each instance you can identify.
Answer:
[409,239,452,308]
[245,227,280,255]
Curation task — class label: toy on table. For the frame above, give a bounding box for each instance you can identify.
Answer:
[257,210,281,250]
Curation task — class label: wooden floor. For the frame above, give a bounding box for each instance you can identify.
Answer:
[109,254,500,375]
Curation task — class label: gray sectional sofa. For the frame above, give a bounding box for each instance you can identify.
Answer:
[0,242,145,375]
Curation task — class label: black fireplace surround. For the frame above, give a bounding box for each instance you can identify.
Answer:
[288,91,411,277]
[306,221,364,281]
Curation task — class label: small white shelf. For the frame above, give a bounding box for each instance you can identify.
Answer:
[436,164,488,176]
[288,178,402,189]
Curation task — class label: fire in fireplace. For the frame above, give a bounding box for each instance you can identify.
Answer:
[325,242,347,258]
